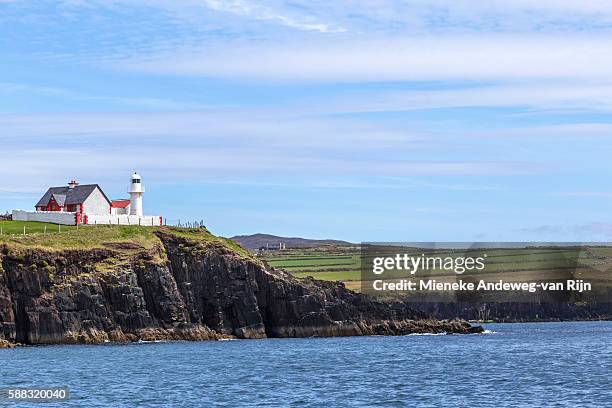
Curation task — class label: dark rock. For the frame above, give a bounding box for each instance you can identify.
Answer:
[409,301,612,322]
[0,232,481,347]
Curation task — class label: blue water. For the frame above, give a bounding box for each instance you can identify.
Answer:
[1,322,611,407]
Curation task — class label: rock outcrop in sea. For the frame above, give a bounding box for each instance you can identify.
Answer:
[0,227,481,347]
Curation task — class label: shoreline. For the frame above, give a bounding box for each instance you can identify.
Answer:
[0,318,484,349]
[0,324,486,349]
[6,320,612,349]
[468,316,612,323]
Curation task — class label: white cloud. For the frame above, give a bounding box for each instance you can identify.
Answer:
[0,82,210,110]
[67,0,612,32]
[0,110,540,193]
[302,83,612,115]
[55,0,345,33]
[117,35,612,82]
[425,0,612,17]
[200,0,345,33]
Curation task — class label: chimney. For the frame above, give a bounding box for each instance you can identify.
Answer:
[68,180,79,189]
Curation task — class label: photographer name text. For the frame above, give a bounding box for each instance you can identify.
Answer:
[372,279,591,293]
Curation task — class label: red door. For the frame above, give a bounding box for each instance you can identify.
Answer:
[46,199,61,212]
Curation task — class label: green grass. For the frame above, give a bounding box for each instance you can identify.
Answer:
[162,227,253,259]
[0,221,254,261]
[262,247,361,280]
[0,222,160,252]
[267,256,357,268]
[261,245,612,291]
[0,220,77,235]
[292,270,361,281]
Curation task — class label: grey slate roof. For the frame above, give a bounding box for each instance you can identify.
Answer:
[51,194,66,207]
[35,184,111,207]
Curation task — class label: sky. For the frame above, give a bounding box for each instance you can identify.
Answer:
[1,0,612,242]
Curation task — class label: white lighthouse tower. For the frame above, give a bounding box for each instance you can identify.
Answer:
[128,172,144,216]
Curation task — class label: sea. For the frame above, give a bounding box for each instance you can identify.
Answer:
[1,321,610,407]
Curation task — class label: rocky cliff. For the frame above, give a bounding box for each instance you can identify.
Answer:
[410,301,612,322]
[0,227,480,347]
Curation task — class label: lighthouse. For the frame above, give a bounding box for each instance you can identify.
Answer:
[128,172,144,216]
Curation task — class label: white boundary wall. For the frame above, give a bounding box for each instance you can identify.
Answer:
[12,210,76,225]
[12,210,162,226]
[85,214,162,226]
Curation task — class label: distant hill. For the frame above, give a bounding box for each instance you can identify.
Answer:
[229,233,352,250]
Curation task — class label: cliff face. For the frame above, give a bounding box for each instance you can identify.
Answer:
[0,228,480,347]
[409,301,612,322]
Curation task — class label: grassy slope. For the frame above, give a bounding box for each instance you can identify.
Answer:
[0,221,252,260]
[261,245,612,295]
[263,246,361,281]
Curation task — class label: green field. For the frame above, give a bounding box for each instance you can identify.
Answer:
[262,246,588,279]
[260,244,612,293]
[262,246,361,281]
[0,220,77,235]
[0,220,162,253]
[0,221,253,258]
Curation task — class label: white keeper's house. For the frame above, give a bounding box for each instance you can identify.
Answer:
[13,173,162,226]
